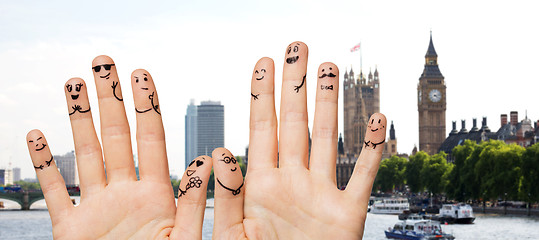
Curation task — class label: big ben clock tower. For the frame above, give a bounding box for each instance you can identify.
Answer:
[418,32,446,155]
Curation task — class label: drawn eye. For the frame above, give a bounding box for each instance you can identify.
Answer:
[75,83,83,91]
[371,119,374,124]
[293,46,298,52]
[144,77,148,81]
[255,70,259,74]
[66,84,72,92]
[322,69,325,72]
[378,119,381,124]
[261,69,266,73]
[329,67,333,70]
[287,47,291,54]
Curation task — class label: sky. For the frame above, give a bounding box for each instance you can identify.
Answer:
[1,0,538,179]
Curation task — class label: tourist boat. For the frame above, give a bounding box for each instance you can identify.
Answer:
[433,203,475,224]
[384,219,455,239]
[370,198,410,214]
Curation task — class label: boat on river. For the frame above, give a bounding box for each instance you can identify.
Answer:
[431,203,475,224]
[384,218,455,240]
[370,198,410,214]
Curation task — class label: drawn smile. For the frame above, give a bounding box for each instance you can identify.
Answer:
[100,72,111,79]
[71,94,79,100]
[286,56,299,64]
[231,167,237,172]
[36,144,46,151]
[371,128,379,132]
[256,76,264,81]
[186,170,196,176]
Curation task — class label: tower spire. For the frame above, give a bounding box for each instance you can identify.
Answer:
[426,31,438,57]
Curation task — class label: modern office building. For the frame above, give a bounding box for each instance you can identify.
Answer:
[185,99,198,169]
[13,167,21,182]
[3,168,13,185]
[55,151,79,186]
[0,169,5,185]
[196,101,225,157]
[184,100,225,169]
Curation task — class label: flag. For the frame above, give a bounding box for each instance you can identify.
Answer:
[350,43,361,52]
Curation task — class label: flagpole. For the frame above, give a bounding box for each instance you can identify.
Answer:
[360,41,363,74]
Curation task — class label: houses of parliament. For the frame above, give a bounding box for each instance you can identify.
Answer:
[336,34,446,188]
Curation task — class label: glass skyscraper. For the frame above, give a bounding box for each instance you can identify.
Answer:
[185,99,198,169]
[185,100,224,169]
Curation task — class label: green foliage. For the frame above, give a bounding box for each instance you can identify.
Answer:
[475,140,524,200]
[374,155,407,192]
[421,152,450,195]
[171,179,181,191]
[14,180,41,190]
[406,151,428,193]
[208,169,215,192]
[370,140,536,203]
[446,140,477,201]
[520,143,539,202]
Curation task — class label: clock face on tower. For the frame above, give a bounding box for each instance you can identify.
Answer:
[429,89,441,102]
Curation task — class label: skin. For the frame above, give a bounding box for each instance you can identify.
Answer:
[211,43,387,239]
[26,56,211,240]
[26,46,385,239]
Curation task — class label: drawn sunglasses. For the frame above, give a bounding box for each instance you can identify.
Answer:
[92,64,115,72]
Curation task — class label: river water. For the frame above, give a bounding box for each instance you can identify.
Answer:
[1,198,539,239]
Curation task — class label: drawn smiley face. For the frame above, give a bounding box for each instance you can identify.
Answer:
[186,157,205,176]
[254,68,266,80]
[364,113,387,149]
[66,83,84,100]
[92,62,115,80]
[219,154,238,172]
[319,67,337,78]
[28,136,47,151]
[132,69,160,115]
[134,72,150,90]
[286,42,302,64]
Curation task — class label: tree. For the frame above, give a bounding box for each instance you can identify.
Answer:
[421,152,450,196]
[373,155,407,192]
[406,151,428,193]
[520,143,539,202]
[475,140,523,201]
[446,140,476,201]
[14,180,41,191]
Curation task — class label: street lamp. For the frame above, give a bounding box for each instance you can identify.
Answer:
[528,193,531,216]
[504,192,507,215]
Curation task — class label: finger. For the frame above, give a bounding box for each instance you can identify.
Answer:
[248,57,277,172]
[64,78,106,198]
[278,41,309,168]
[170,156,213,240]
[212,148,245,237]
[92,55,136,182]
[346,113,387,203]
[26,130,72,224]
[130,69,169,183]
[309,63,339,181]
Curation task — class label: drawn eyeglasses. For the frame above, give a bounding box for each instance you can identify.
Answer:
[220,156,237,164]
[92,64,115,72]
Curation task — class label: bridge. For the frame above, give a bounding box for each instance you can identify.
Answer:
[0,190,80,210]
[1,187,213,210]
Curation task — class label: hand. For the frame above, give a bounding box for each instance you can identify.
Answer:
[26,56,212,240]
[211,42,387,239]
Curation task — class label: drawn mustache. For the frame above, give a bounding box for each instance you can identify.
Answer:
[319,72,337,78]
